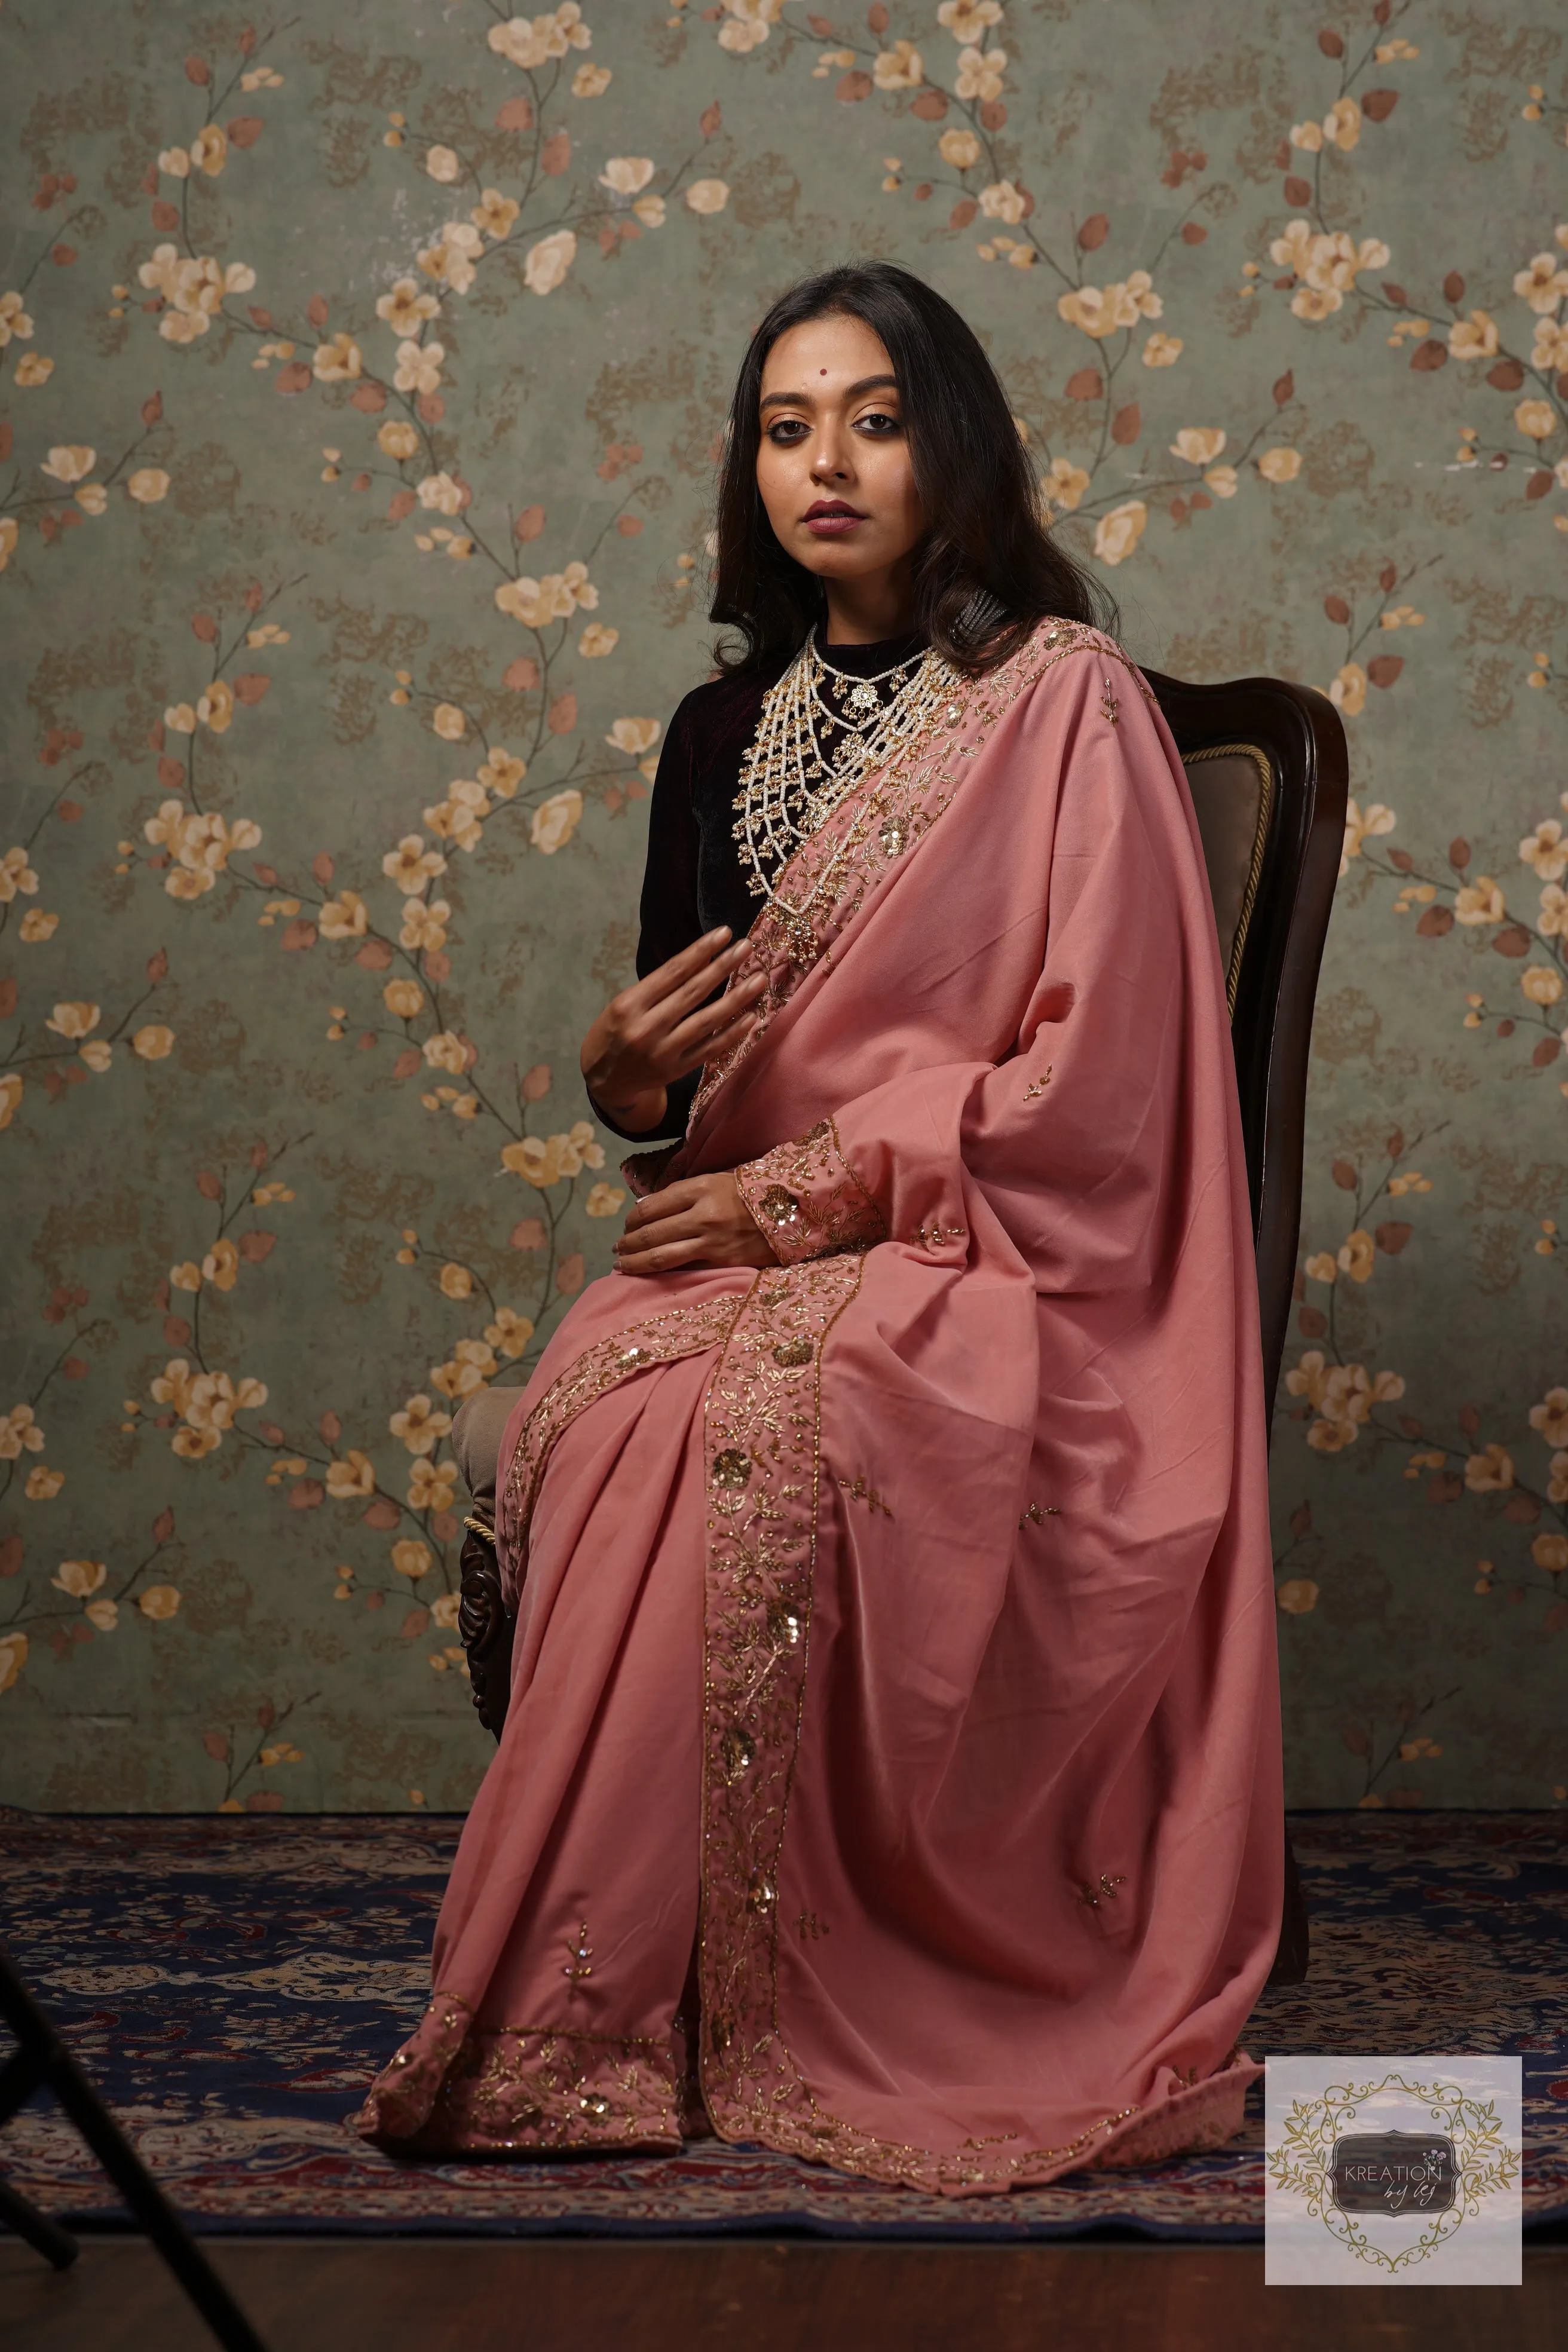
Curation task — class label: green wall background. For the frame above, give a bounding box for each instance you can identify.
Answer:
[3,0,1566,1813]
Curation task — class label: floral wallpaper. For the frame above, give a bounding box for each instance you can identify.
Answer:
[2,0,1566,1814]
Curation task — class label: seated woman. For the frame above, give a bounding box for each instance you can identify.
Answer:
[357,261,1284,2195]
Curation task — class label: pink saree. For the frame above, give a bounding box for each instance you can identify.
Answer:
[356,618,1285,2195]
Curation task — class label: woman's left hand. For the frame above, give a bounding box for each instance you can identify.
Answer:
[615,1172,778,1276]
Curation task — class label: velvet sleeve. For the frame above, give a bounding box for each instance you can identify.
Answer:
[588,697,704,1144]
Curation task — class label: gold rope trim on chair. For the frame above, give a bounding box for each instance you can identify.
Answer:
[1183,740,1275,1020]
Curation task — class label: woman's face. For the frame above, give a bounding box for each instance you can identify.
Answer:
[754,312,926,593]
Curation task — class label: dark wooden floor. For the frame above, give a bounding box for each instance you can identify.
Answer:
[2,2237,1564,2352]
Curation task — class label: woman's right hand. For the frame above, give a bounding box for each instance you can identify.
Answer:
[580,928,767,1137]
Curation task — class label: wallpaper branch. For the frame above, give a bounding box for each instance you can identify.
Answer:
[1,0,1565,1812]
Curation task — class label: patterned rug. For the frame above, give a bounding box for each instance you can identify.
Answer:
[0,1811,1563,2241]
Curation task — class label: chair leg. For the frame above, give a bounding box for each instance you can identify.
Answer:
[0,1943,268,2352]
[1265,1827,1310,1986]
[0,2173,78,2270]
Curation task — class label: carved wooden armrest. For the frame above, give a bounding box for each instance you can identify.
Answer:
[457,1515,516,1743]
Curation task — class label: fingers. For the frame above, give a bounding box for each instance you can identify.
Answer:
[640,929,753,1021]
[667,981,765,1068]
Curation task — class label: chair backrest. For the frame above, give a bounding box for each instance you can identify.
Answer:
[1143,667,1349,1414]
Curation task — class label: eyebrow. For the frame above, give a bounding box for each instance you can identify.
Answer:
[758,372,899,412]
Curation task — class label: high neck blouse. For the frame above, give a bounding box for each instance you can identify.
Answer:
[604,632,927,1142]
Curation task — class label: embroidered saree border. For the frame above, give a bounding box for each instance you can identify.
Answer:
[734,1114,888,1265]
[356,1989,681,2154]
[690,621,1152,1132]
[497,1291,746,1566]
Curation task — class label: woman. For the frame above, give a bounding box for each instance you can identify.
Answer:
[357,262,1285,2194]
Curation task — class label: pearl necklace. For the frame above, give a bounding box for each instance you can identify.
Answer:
[732,630,957,942]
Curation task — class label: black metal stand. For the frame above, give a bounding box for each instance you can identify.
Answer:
[0,1940,267,2350]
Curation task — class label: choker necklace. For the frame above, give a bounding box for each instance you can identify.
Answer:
[732,628,956,939]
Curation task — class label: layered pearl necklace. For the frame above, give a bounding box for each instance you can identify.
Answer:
[731,629,954,933]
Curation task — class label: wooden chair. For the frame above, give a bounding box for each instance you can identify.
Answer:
[1144,664,1350,1987]
[461,663,1350,1989]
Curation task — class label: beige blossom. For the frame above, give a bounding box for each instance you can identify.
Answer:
[391,1537,433,1579]
[407,1456,457,1514]
[1522,964,1564,1006]
[326,1450,376,1500]
[1275,1579,1319,1614]
[0,1072,20,1128]
[0,1631,27,1694]
[20,910,59,942]
[599,157,656,197]
[24,1465,64,1500]
[1532,320,1568,373]
[1257,446,1303,482]
[499,1120,603,1187]
[401,897,451,951]
[191,124,228,176]
[131,1024,175,1059]
[1514,252,1568,314]
[579,622,618,658]
[313,332,363,382]
[45,1000,99,1040]
[1340,797,1395,875]
[686,180,730,216]
[0,1405,46,1459]
[1092,501,1147,567]
[473,188,521,240]
[605,717,660,756]
[530,789,584,855]
[979,180,1027,225]
[632,193,666,229]
[1141,332,1183,368]
[201,1238,239,1291]
[524,230,578,298]
[572,63,611,97]
[1336,1229,1375,1283]
[1516,399,1558,441]
[0,290,33,346]
[1454,875,1506,926]
[389,1393,453,1457]
[874,41,924,90]
[1328,663,1367,718]
[15,353,54,387]
[375,278,440,335]
[1448,310,1499,360]
[41,445,96,485]
[495,562,597,627]
[1465,1443,1514,1492]
[139,1585,181,1619]
[422,1030,468,1075]
[381,834,449,895]
[127,467,171,503]
[1169,427,1227,467]
[53,1558,106,1598]
[319,889,369,939]
[1288,120,1324,154]
[1058,272,1162,339]
[954,44,1007,102]
[424,145,461,185]
[0,847,38,902]
[1042,457,1089,512]
[485,1306,537,1358]
[1529,1386,1568,1447]
[586,1182,626,1218]
[393,338,444,396]
[1322,96,1361,151]
[478,749,527,797]
[938,128,982,171]
[489,4,592,68]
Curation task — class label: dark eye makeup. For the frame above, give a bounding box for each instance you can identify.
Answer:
[763,407,904,445]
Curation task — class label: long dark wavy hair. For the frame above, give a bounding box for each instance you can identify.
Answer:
[709,261,1117,678]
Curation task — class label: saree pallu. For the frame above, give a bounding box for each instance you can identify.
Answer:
[357,618,1285,2195]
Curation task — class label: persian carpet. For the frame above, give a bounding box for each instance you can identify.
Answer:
[0,1809,1563,2241]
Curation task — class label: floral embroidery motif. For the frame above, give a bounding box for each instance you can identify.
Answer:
[734,1115,887,1266]
[356,1995,681,2155]
[562,1922,593,1982]
[1022,1064,1054,1100]
[838,1474,893,1518]
[1101,676,1121,725]
[1077,1873,1129,1909]
[1019,1501,1061,1526]
[909,1221,967,1252]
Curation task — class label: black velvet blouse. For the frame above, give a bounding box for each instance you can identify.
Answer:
[597,631,926,1143]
